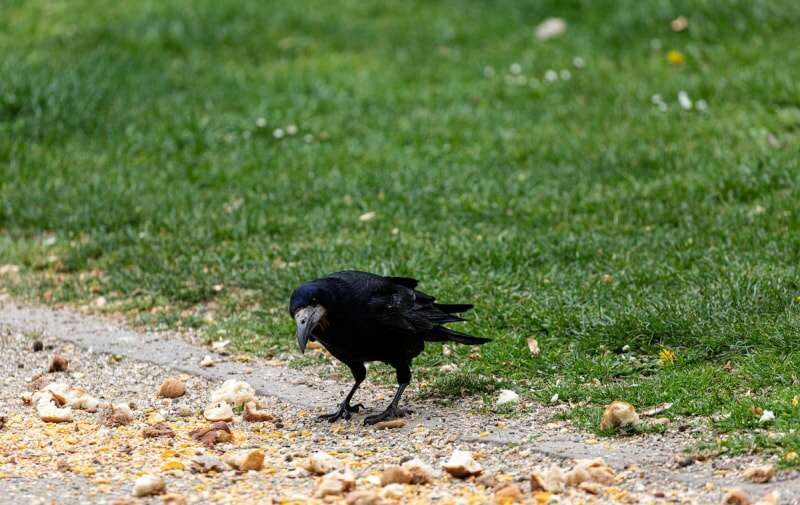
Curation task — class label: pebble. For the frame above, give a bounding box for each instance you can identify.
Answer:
[304,451,342,475]
[496,389,519,406]
[380,465,412,486]
[243,401,275,422]
[600,401,639,430]
[203,401,233,422]
[133,474,166,497]
[315,468,355,497]
[47,354,69,373]
[224,448,265,471]
[442,450,482,478]
[158,378,186,398]
[743,464,774,483]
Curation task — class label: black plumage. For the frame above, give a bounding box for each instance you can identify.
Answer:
[288,270,489,424]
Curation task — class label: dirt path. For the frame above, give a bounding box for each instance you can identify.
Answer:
[0,296,796,504]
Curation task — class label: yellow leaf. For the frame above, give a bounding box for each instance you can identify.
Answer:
[74,466,96,477]
[161,461,185,471]
[786,451,798,461]
[793,395,799,408]
[160,449,178,459]
[527,337,540,356]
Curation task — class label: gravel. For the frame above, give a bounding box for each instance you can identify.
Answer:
[1,298,798,504]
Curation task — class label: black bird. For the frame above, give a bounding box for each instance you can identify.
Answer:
[289,271,490,424]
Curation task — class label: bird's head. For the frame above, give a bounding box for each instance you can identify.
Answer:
[288,282,330,354]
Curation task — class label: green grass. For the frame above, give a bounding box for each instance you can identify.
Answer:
[2,0,800,461]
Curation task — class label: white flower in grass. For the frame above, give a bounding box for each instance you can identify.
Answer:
[759,410,775,423]
[678,91,692,110]
[273,128,285,139]
[544,69,558,82]
[509,63,522,75]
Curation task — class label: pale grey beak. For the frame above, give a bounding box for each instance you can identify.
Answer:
[294,305,326,353]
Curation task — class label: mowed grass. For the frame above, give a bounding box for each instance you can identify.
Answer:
[2,0,800,460]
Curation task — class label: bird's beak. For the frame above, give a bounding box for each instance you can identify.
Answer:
[294,305,325,354]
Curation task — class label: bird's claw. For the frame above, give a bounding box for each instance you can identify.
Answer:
[363,405,412,425]
[318,402,365,422]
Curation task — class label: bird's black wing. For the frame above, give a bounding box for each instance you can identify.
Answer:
[326,271,488,346]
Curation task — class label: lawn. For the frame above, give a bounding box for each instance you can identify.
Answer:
[2,0,800,461]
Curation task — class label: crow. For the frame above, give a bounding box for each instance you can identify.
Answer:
[289,270,490,425]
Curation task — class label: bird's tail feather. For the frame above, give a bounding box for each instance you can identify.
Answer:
[429,326,490,345]
[434,303,474,314]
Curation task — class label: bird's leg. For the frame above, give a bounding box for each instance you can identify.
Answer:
[319,363,366,422]
[364,362,413,425]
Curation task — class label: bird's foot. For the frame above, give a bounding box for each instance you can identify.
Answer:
[317,402,365,422]
[363,405,412,425]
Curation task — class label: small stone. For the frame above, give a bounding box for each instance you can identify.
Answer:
[199,355,215,367]
[191,455,228,473]
[380,465,412,486]
[379,484,405,500]
[143,423,175,439]
[176,406,194,417]
[401,458,437,484]
[190,422,232,447]
[224,449,265,471]
[315,468,355,497]
[475,473,497,488]
[345,490,383,505]
[304,451,342,475]
[600,401,639,430]
[0,414,6,430]
[158,378,186,399]
[575,458,615,485]
[755,491,780,505]
[442,450,482,478]
[243,401,275,422]
[743,464,774,484]
[203,401,234,422]
[110,498,141,505]
[535,17,567,40]
[578,481,605,495]
[162,494,187,505]
[530,466,564,493]
[495,484,524,502]
[48,354,69,373]
[133,475,165,497]
[527,337,540,355]
[722,488,752,505]
[671,16,688,32]
[374,419,405,430]
[564,465,590,486]
[32,341,44,352]
[496,389,519,406]
[98,403,133,427]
